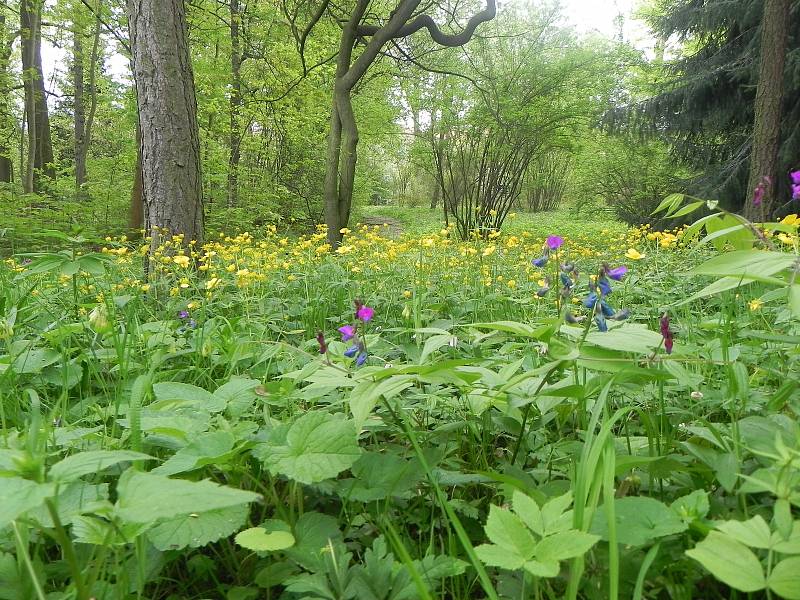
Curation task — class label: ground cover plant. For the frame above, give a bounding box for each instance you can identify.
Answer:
[1,201,799,600]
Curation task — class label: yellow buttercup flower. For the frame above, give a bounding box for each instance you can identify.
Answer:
[748,299,763,311]
[173,255,190,268]
[625,248,645,260]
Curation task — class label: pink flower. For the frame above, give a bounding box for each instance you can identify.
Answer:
[546,235,564,250]
[790,170,800,185]
[356,305,374,322]
[338,325,355,341]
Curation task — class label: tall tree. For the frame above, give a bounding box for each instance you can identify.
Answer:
[20,0,55,193]
[308,0,496,246]
[0,5,15,184]
[72,0,103,199]
[127,0,203,250]
[744,0,791,220]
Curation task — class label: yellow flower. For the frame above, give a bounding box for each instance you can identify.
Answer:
[482,245,496,257]
[625,248,645,260]
[140,284,151,292]
[403,290,412,298]
[173,255,190,268]
[206,277,222,290]
[780,214,799,226]
[507,279,517,289]
[748,298,763,311]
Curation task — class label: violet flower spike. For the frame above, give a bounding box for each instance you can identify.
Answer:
[356,305,374,322]
[338,325,355,341]
[546,235,564,250]
[790,170,800,186]
[607,266,627,281]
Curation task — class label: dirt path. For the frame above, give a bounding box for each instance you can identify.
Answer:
[359,215,403,239]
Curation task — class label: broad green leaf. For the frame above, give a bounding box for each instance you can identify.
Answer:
[12,348,61,374]
[236,527,296,552]
[147,504,249,551]
[668,200,704,218]
[71,514,149,546]
[115,470,260,523]
[541,491,573,535]
[49,450,153,482]
[28,482,108,527]
[338,451,422,502]
[216,377,260,417]
[653,193,684,215]
[0,478,54,527]
[686,531,765,592]
[534,530,599,562]
[717,516,772,549]
[523,559,560,578]
[773,521,800,554]
[151,431,236,476]
[254,411,361,485]
[562,324,663,354]
[349,375,414,430]
[689,250,796,278]
[591,497,687,546]
[285,512,342,572]
[152,382,226,413]
[484,505,537,559]
[512,490,544,536]
[769,557,800,599]
[790,285,800,320]
[475,544,525,570]
[419,334,455,364]
[670,490,710,523]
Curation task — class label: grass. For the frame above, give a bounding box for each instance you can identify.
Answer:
[0,208,798,600]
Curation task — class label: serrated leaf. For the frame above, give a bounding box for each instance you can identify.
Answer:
[115,470,260,523]
[0,478,54,527]
[475,543,525,570]
[484,505,536,559]
[254,411,361,484]
[523,559,560,577]
[534,530,599,562]
[512,490,544,536]
[49,450,153,482]
[151,431,235,476]
[686,531,765,592]
[236,527,295,552]
[147,504,249,551]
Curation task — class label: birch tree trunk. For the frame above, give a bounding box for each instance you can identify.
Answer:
[127,0,203,251]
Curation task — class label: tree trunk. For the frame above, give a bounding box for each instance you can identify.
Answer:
[72,3,101,199]
[127,0,203,251]
[130,121,144,230]
[0,11,13,184]
[227,0,242,208]
[744,0,790,221]
[20,0,54,193]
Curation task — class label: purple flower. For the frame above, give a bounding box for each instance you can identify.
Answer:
[532,256,548,268]
[356,351,368,366]
[660,313,674,354]
[793,183,800,200]
[790,170,800,185]
[753,176,771,207]
[178,310,190,320]
[344,344,359,358]
[583,292,598,308]
[338,325,355,341]
[607,266,627,281]
[356,305,374,322]
[597,277,613,297]
[546,235,564,250]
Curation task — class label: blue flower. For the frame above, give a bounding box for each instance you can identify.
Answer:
[598,276,613,297]
[356,351,368,366]
[601,301,615,318]
[583,292,598,308]
[610,309,630,321]
[595,313,608,332]
[344,345,359,358]
[532,256,548,268]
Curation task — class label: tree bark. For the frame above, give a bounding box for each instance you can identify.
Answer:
[127,0,203,251]
[73,3,101,199]
[227,0,242,208]
[744,0,790,221]
[0,10,14,184]
[20,0,54,193]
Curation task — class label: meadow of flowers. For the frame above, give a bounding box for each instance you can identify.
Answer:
[0,207,799,600]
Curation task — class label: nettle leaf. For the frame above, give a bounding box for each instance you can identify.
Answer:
[49,450,153,482]
[0,478,54,527]
[152,382,226,413]
[216,377,260,417]
[147,504,249,551]
[512,490,544,537]
[686,531,766,593]
[254,411,361,485]
[769,557,800,599]
[115,469,260,523]
[236,525,296,552]
[151,431,236,476]
[717,515,772,549]
[591,497,688,547]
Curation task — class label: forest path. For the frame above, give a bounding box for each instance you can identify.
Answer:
[358,215,403,239]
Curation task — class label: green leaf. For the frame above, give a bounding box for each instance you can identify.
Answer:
[668,200,704,218]
[789,285,800,320]
[534,530,599,562]
[12,348,61,374]
[591,497,688,547]
[216,377,260,417]
[653,193,684,215]
[419,334,455,364]
[773,521,800,554]
[541,491,573,535]
[689,250,796,278]
[49,450,153,482]
[670,490,709,523]
[115,470,260,523]
[523,559,560,577]
[147,504,249,551]
[562,324,663,354]
[0,478,54,527]
[152,382,226,413]
[717,516,772,549]
[769,557,800,599]
[254,411,361,484]
[686,531,766,592]
[484,505,537,559]
[236,527,296,552]
[475,544,525,570]
[151,431,235,476]
[512,490,544,537]
[349,375,414,430]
